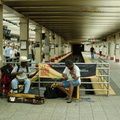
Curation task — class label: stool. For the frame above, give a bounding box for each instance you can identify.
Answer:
[72,86,80,100]
[17,84,24,93]
[11,82,25,93]
[65,86,80,100]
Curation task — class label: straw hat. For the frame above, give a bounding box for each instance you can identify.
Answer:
[20,56,30,62]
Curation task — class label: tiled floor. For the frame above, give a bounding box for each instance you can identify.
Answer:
[1,52,120,120]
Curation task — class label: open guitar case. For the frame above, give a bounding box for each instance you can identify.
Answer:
[7,93,45,104]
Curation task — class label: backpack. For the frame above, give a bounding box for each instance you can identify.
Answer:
[1,64,29,83]
[15,52,20,57]
[0,64,18,94]
[1,64,14,78]
[0,64,29,94]
[44,86,58,99]
[1,64,15,85]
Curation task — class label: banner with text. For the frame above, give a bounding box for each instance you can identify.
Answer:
[39,63,96,78]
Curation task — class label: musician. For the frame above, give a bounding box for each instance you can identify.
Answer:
[11,56,39,94]
[57,60,81,103]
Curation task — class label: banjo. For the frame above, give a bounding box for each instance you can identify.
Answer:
[16,73,28,82]
[16,66,29,82]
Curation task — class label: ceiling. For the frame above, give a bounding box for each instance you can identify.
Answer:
[2,0,120,44]
[3,8,36,39]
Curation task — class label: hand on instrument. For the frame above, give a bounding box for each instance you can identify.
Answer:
[62,73,68,80]
[70,70,76,75]
[18,71,24,75]
[36,68,39,73]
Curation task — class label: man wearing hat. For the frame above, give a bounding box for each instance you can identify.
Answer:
[11,56,39,94]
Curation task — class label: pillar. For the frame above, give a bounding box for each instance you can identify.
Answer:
[0,2,3,67]
[110,36,115,60]
[58,36,62,59]
[105,37,109,58]
[44,29,50,62]
[20,17,29,57]
[68,43,72,53]
[55,34,59,60]
[50,32,55,62]
[35,25,42,63]
[61,38,64,57]
[115,32,120,62]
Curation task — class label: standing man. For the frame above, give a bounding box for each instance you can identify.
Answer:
[90,46,95,59]
[28,43,33,66]
[31,44,36,61]
[28,43,32,60]
[99,46,103,56]
[4,43,12,62]
[10,45,17,65]
[57,60,81,103]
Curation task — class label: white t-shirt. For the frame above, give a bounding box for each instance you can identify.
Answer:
[63,64,81,83]
[10,49,17,58]
[11,65,32,78]
[99,46,103,52]
[29,45,32,54]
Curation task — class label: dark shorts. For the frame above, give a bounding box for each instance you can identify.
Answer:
[61,80,80,88]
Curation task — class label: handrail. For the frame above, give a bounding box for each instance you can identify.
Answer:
[3,58,110,96]
[96,57,110,96]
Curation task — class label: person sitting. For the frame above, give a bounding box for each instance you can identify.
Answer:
[57,60,81,103]
[11,56,39,94]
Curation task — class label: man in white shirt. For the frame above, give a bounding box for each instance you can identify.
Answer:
[99,46,103,56]
[11,56,39,94]
[4,43,12,62]
[57,60,81,103]
[10,46,17,64]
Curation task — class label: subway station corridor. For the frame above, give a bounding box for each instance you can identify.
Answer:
[1,1,120,120]
[0,53,120,120]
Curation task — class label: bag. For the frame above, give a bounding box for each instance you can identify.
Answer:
[0,64,28,93]
[1,64,14,78]
[1,64,21,79]
[1,64,16,89]
[28,87,40,95]
[44,86,58,99]
[50,83,66,98]
[55,88,67,98]
[15,52,20,57]
[1,64,29,83]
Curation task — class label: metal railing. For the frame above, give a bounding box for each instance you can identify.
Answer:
[79,58,110,96]
[97,57,110,96]
[37,61,110,96]
[1,58,110,96]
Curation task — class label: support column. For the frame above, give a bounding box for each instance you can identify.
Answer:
[20,17,29,57]
[58,36,62,59]
[50,32,55,62]
[66,43,69,53]
[103,43,107,57]
[35,25,42,63]
[105,37,109,58]
[102,44,105,57]
[44,29,50,62]
[55,34,59,60]
[61,38,64,57]
[63,43,67,55]
[110,36,115,60]
[115,32,120,62]
[68,43,72,53]
[0,3,3,67]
